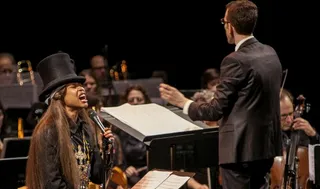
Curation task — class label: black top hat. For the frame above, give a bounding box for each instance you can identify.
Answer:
[37,53,85,102]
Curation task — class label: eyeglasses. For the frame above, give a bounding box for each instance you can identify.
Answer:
[281,112,293,120]
[220,18,230,25]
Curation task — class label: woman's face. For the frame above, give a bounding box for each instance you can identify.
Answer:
[127,90,145,105]
[84,75,97,94]
[207,80,218,92]
[64,83,88,109]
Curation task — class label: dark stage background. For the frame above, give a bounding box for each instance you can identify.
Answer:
[1,1,319,128]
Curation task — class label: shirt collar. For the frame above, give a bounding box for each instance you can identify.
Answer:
[235,36,254,51]
[70,117,86,134]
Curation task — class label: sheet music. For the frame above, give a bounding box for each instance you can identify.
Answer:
[308,144,320,183]
[156,174,190,189]
[131,170,173,189]
[101,103,202,136]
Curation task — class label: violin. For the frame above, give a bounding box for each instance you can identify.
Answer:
[106,165,148,189]
[270,94,311,189]
[107,166,128,189]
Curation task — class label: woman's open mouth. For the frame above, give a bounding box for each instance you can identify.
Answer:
[79,93,88,103]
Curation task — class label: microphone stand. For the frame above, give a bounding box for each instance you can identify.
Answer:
[102,137,114,189]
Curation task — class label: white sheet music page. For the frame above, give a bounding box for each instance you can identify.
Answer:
[131,170,173,189]
[156,174,190,189]
[309,144,315,183]
[308,144,320,183]
[101,103,202,136]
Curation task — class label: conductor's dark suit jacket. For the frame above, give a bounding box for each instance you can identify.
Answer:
[188,37,283,165]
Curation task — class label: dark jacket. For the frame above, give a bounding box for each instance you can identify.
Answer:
[38,119,103,189]
[188,38,283,164]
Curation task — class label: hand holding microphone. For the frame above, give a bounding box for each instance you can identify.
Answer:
[88,109,114,144]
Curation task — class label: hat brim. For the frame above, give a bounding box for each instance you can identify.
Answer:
[39,75,86,102]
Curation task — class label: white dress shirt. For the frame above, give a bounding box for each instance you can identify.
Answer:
[235,35,254,51]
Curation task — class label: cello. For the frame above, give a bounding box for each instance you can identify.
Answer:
[270,94,311,189]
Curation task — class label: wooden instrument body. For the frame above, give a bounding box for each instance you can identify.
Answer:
[108,166,128,189]
[218,147,310,188]
[270,146,310,189]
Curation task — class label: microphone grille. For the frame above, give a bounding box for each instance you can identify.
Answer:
[88,109,97,118]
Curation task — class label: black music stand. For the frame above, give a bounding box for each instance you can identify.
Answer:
[0,84,41,109]
[0,137,31,158]
[0,84,42,136]
[0,157,28,189]
[112,78,163,98]
[99,104,219,188]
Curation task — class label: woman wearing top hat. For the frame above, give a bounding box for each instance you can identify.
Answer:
[25,53,114,189]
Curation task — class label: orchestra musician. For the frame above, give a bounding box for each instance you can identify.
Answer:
[269,88,320,188]
[159,1,283,188]
[280,89,320,147]
[26,53,114,189]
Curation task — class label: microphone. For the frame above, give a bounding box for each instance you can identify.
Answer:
[88,109,106,133]
[88,109,114,144]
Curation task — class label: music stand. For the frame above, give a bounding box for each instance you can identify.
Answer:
[0,137,31,158]
[99,104,219,188]
[0,157,28,189]
[112,78,163,98]
[0,84,41,109]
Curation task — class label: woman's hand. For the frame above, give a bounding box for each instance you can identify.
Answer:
[101,128,114,141]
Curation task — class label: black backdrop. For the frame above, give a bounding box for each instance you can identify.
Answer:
[1,0,318,128]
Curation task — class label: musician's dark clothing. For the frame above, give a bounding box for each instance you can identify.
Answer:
[282,130,320,149]
[310,132,320,144]
[187,37,283,189]
[118,130,148,187]
[220,158,274,189]
[38,118,103,189]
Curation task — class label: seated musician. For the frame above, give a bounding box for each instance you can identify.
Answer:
[192,82,219,127]
[79,68,108,107]
[115,85,208,189]
[200,68,220,92]
[86,93,127,189]
[280,89,320,147]
[0,52,16,85]
[269,88,320,189]
[115,85,151,187]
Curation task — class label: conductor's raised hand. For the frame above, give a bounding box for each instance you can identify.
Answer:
[159,83,188,108]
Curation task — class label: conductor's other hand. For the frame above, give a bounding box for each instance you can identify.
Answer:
[159,83,188,108]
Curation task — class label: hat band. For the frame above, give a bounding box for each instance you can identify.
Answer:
[45,85,66,105]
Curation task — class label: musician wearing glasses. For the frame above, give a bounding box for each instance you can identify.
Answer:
[115,85,151,187]
[280,89,320,146]
[25,53,114,189]
[114,85,208,189]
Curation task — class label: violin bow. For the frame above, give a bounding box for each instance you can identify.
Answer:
[280,69,288,97]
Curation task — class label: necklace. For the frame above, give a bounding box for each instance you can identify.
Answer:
[73,128,91,189]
